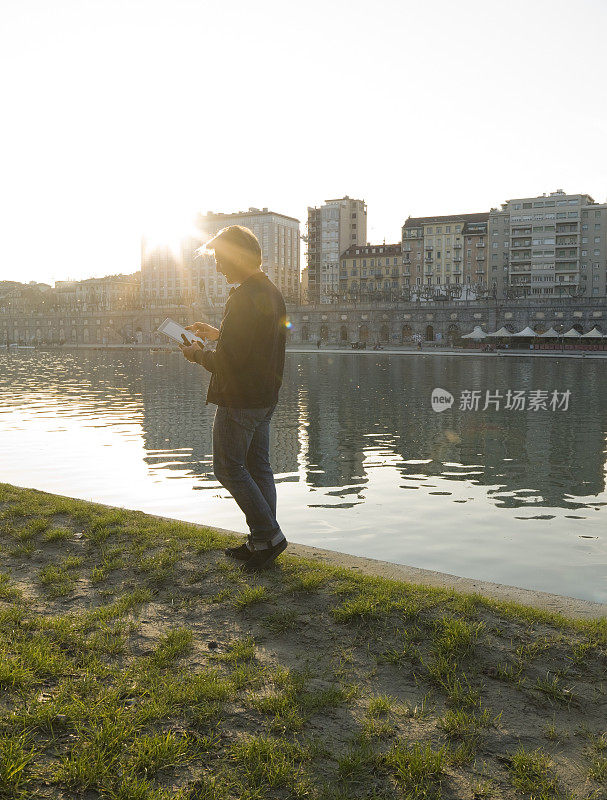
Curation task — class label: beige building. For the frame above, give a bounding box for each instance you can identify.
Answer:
[140,236,209,308]
[489,190,607,297]
[402,213,489,292]
[339,243,406,298]
[74,274,141,310]
[306,196,367,303]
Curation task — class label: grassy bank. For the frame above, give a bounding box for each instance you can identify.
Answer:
[0,483,606,800]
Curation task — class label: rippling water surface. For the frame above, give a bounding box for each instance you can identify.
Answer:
[1,349,606,601]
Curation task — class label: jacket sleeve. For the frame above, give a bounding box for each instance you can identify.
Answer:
[193,293,254,374]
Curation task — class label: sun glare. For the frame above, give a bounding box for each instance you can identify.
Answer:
[141,206,203,256]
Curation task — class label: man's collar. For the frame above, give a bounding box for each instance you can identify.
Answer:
[229,270,266,295]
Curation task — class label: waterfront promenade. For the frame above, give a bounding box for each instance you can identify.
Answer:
[9,342,607,358]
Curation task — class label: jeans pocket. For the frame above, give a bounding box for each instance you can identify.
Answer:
[227,406,272,431]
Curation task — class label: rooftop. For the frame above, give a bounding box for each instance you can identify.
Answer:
[403,212,489,228]
[341,243,401,258]
[199,208,299,224]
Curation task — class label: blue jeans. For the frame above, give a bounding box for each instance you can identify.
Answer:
[212,403,286,552]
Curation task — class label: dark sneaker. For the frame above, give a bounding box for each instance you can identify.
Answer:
[224,543,253,561]
[240,539,288,572]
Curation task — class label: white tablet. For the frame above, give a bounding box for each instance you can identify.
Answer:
[156,318,205,345]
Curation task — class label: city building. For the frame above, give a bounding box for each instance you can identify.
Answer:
[140,235,210,308]
[73,274,141,310]
[197,208,301,305]
[300,265,309,299]
[306,197,367,303]
[489,190,607,297]
[339,243,405,299]
[402,213,489,291]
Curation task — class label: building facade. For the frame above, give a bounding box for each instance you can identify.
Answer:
[402,213,489,292]
[489,190,607,298]
[306,196,367,303]
[140,236,208,308]
[339,243,406,299]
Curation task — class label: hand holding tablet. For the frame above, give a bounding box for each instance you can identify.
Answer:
[157,318,205,346]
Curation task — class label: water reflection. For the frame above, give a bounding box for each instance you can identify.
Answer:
[0,350,606,601]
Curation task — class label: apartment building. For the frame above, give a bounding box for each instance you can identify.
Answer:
[53,275,140,310]
[140,236,208,307]
[402,213,489,289]
[339,243,405,296]
[197,208,300,305]
[489,191,607,297]
[306,197,367,303]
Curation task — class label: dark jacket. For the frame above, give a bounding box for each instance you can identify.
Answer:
[194,271,287,408]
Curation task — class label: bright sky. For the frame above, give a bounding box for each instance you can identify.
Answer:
[2,0,606,286]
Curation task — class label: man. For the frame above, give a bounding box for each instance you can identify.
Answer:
[179,225,288,572]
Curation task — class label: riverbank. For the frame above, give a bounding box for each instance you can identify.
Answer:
[1,483,606,799]
[5,343,607,359]
[287,345,607,359]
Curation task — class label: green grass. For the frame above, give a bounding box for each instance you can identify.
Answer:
[508,746,562,798]
[381,740,447,798]
[0,482,606,799]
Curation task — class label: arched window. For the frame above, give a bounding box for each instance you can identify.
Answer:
[380,323,389,342]
[426,325,435,341]
[302,325,309,342]
[359,324,369,342]
[320,324,328,341]
[340,325,348,341]
[401,324,412,343]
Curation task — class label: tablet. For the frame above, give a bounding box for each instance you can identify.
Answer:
[156,318,205,345]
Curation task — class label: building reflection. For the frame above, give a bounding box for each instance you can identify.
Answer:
[22,349,601,511]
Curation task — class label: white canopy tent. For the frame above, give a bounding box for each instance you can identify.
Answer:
[461,326,488,339]
[488,327,513,337]
[539,327,561,337]
[581,327,604,338]
[511,326,537,337]
[562,328,582,338]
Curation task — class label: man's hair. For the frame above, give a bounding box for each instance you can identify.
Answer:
[199,225,262,268]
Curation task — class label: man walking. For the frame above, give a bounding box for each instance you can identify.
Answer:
[179,225,288,572]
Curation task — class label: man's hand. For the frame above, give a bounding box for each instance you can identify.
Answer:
[179,334,204,363]
[186,322,220,341]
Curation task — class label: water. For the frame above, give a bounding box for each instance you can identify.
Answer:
[1,349,606,602]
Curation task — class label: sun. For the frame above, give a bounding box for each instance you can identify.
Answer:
[141,205,203,257]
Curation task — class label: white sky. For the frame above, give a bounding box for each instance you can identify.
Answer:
[1,0,606,285]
